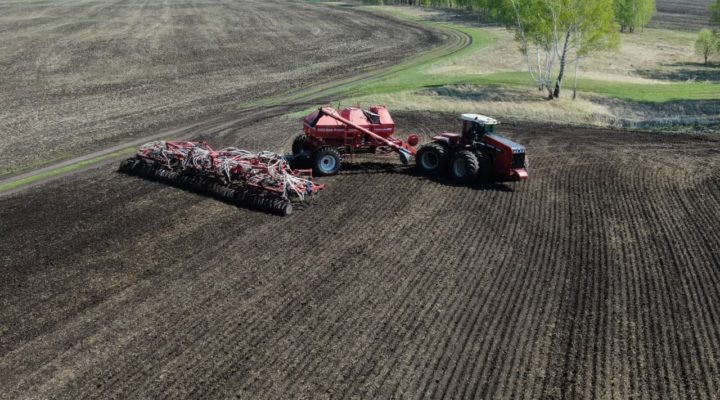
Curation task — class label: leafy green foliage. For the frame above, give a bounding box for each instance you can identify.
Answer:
[614,0,655,33]
[712,0,720,30]
[504,0,619,98]
[695,29,719,64]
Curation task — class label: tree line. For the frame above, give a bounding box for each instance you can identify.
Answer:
[695,0,720,64]
[370,0,720,98]
[368,0,651,99]
[369,0,655,33]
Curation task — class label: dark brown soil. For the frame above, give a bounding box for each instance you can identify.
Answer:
[651,0,715,30]
[1,111,719,399]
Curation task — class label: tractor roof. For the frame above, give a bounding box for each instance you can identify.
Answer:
[461,113,498,125]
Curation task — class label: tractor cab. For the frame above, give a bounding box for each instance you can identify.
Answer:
[461,113,498,145]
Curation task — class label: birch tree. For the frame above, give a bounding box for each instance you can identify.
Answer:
[505,0,619,99]
[615,0,656,33]
[695,29,718,64]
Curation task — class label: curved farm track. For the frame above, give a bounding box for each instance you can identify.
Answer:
[0,0,444,178]
[1,111,720,399]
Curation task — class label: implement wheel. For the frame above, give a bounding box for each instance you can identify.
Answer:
[313,147,342,176]
[292,134,308,155]
[416,142,448,176]
[449,150,479,183]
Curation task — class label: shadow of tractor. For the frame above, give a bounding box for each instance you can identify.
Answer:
[338,161,515,192]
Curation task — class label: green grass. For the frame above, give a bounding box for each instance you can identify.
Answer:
[361,71,720,103]
[345,19,496,95]
[566,77,720,102]
[348,5,720,103]
[0,148,136,192]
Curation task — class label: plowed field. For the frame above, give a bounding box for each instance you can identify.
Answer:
[652,0,714,30]
[0,0,441,176]
[2,112,719,399]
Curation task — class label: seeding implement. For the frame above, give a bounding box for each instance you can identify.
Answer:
[118,141,323,216]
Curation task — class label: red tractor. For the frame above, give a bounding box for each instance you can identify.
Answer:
[293,106,418,176]
[415,114,528,182]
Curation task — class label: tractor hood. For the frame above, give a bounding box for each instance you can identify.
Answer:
[486,134,525,154]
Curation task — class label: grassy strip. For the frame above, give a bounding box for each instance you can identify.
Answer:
[0,148,136,192]
[355,70,720,102]
[0,152,81,180]
[350,6,720,103]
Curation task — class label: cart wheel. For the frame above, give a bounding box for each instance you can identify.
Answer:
[449,150,479,183]
[292,134,308,155]
[313,147,342,176]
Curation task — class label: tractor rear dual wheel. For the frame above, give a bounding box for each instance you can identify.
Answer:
[449,150,480,183]
[475,151,493,181]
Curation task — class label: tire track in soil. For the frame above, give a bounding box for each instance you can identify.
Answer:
[639,166,706,398]
[399,189,523,399]
[486,184,568,400]
[374,187,486,397]
[211,177,420,397]
[647,170,720,397]
[438,193,529,399]
[120,189,382,398]
[110,174,420,396]
[469,188,563,399]
[381,189,491,397]
[340,185,477,398]
[270,178,434,393]
[536,148,712,400]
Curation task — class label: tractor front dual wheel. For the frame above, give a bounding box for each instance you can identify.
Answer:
[416,142,448,175]
[313,147,342,176]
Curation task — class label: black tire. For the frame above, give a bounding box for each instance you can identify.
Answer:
[416,142,449,175]
[475,151,494,181]
[291,134,308,155]
[449,150,479,183]
[313,147,342,176]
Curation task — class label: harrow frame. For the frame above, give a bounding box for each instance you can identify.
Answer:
[119,141,324,216]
